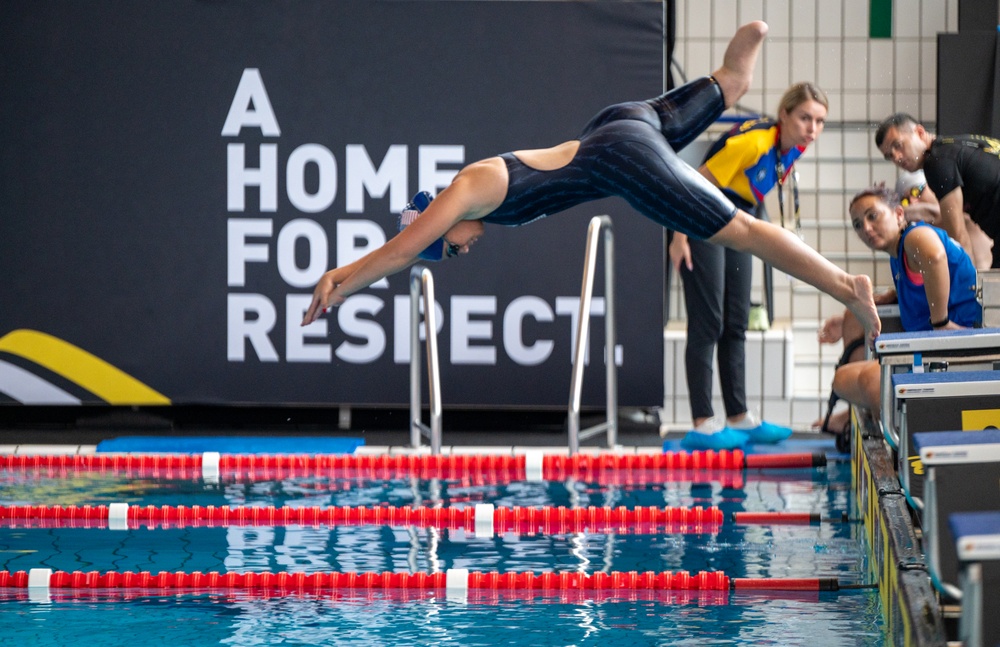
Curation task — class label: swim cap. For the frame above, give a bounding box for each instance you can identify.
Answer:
[398,191,448,261]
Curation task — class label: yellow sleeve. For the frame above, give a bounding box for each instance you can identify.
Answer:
[703,130,770,192]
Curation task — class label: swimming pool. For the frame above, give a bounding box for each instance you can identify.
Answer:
[0,446,884,645]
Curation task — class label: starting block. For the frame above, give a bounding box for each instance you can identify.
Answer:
[915,429,1000,600]
[875,328,1000,451]
[893,370,1000,510]
[949,511,1000,647]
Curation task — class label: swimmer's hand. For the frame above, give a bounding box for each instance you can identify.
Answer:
[301,270,344,326]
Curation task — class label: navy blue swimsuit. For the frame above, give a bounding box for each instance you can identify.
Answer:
[481,77,738,240]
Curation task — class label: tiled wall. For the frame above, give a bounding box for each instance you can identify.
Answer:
[663,0,960,427]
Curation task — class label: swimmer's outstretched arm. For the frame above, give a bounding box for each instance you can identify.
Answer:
[301,162,504,326]
[301,214,447,326]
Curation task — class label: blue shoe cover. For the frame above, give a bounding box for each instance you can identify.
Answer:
[739,420,793,444]
[680,427,749,451]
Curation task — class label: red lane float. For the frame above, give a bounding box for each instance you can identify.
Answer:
[732,511,852,525]
[0,569,859,594]
[0,504,723,534]
[0,451,824,485]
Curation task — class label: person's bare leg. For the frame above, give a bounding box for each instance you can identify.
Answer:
[713,21,768,108]
[711,212,881,343]
[832,360,882,415]
[839,311,868,362]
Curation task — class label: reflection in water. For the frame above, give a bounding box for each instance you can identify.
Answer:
[0,459,882,644]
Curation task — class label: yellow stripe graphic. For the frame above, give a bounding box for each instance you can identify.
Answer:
[0,329,170,405]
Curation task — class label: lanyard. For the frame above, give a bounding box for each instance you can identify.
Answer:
[775,157,801,238]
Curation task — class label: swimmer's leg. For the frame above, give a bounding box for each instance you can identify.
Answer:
[650,20,767,151]
[710,212,881,344]
[714,20,768,108]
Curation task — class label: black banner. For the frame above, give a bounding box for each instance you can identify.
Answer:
[0,0,664,407]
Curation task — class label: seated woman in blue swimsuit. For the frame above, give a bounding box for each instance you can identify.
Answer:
[830,184,980,420]
[302,21,881,349]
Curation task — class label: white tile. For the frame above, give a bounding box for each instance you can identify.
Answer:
[893,93,921,119]
[816,160,844,190]
[867,93,895,122]
[685,42,713,79]
[673,40,687,77]
[795,159,819,190]
[791,293,822,326]
[0,446,17,455]
[816,42,844,94]
[790,1,816,38]
[792,364,821,395]
[843,0,869,38]
[842,44,869,91]
[739,0,765,26]
[790,41,818,87]
[792,325,820,357]
[895,0,923,38]
[920,45,937,92]
[946,1,959,32]
[712,6,738,39]
[761,398,793,425]
[764,41,792,91]
[843,129,873,158]
[845,161,873,191]
[893,41,921,91]
[818,193,848,220]
[868,41,895,91]
[791,397,824,427]
[921,92,937,123]
[813,128,842,158]
[762,0,790,36]
[872,164,896,188]
[746,332,764,398]
[686,5,712,39]
[921,1,949,37]
[817,2,843,39]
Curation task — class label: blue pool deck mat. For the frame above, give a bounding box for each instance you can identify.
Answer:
[96,436,365,454]
[914,429,1000,599]
[948,511,1000,647]
[662,436,843,458]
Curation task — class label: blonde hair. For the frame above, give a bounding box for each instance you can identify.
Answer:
[777,82,829,117]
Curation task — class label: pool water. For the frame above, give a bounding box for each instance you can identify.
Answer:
[0,455,885,645]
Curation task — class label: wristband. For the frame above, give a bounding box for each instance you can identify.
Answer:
[930,316,950,328]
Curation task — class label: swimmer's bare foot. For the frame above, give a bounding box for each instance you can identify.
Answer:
[845,274,881,345]
[714,20,768,108]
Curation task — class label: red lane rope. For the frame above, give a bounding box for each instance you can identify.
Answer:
[732,512,820,525]
[0,504,723,534]
[732,511,852,525]
[732,577,841,591]
[0,451,823,483]
[743,453,824,469]
[0,569,852,593]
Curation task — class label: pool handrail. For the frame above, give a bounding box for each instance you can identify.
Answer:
[409,266,442,454]
[568,215,618,454]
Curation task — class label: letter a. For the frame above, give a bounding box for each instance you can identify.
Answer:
[221,68,281,137]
